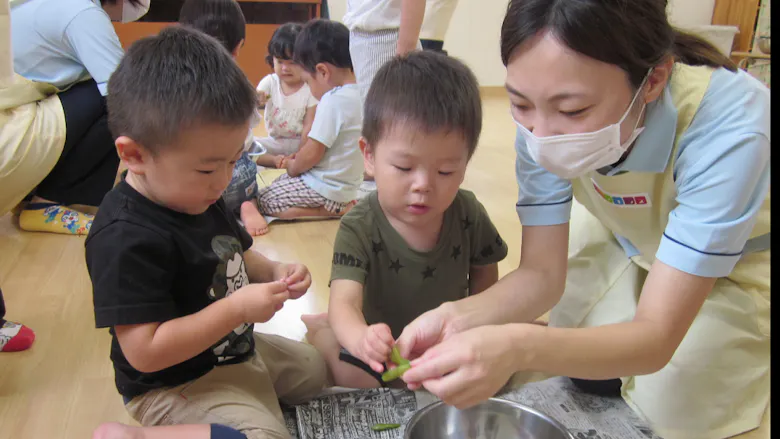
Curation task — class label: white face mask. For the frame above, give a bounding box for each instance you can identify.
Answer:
[514,74,650,180]
[121,0,150,23]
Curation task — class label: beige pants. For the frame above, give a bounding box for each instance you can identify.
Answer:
[125,333,330,439]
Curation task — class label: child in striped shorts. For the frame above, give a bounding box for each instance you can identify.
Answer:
[254,19,364,235]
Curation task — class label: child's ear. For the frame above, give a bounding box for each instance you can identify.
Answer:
[315,63,329,81]
[359,137,375,177]
[231,40,244,59]
[116,136,151,176]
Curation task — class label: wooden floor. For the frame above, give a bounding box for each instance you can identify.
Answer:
[0,93,768,438]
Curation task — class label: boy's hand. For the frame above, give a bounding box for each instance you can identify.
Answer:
[274,155,286,169]
[257,91,269,107]
[230,281,290,323]
[273,263,312,299]
[356,323,394,373]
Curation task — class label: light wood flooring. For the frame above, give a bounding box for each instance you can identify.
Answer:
[0,92,768,438]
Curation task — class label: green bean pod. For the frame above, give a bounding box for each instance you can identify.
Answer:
[371,423,401,431]
[381,363,411,382]
[390,346,409,366]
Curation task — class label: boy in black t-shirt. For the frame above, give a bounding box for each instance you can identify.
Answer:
[87,27,328,439]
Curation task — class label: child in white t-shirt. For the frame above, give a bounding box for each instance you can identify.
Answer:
[254,19,364,235]
[254,22,318,169]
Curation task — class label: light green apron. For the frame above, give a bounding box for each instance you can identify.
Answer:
[553,63,770,439]
[1,0,67,215]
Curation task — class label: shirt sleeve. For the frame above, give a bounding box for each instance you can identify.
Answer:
[87,222,178,328]
[514,128,574,226]
[256,74,274,95]
[63,8,124,96]
[307,92,341,148]
[464,192,509,265]
[307,93,319,108]
[329,216,370,285]
[656,71,771,277]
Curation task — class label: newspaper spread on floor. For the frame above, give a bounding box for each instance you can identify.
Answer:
[285,376,663,439]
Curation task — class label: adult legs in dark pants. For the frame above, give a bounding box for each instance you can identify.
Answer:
[0,287,35,352]
[19,79,120,235]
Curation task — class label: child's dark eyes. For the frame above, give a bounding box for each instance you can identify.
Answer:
[197,170,215,175]
[394,165,411,172]
[439,171,454,176]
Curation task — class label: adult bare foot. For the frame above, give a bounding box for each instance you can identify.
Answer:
[240,201,269,236]
[92,423,143,439]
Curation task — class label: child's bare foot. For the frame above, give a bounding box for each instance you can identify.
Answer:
[92,423,143,439]
[241,201,269,235]
[302,313,330,335]
[337,201,357,217]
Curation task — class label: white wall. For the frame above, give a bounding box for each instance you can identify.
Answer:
[327,0,716,87]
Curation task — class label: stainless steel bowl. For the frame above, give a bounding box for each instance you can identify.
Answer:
[404,398,574,439]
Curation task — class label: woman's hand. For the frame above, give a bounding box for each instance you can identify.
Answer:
[395,304,461,364]
[401,325,526,409]
[272,263,312,299]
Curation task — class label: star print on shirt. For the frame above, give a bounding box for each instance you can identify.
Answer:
[372,240,385,255]
[451,245,462,260]
[389,258,404,274]
[480,244,495,258]
[422,266,436,279]
[462,216,473,230]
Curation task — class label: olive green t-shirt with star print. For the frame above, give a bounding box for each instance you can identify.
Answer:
[330,189,508,339]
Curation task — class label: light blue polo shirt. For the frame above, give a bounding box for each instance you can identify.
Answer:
[514,67,771,278]
[10,0,124,96]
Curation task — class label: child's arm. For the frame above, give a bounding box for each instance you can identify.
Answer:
[329,279,394,373]
[285,137,327,177]
[244,249,312,299]
[469,263,499,295]
[397,0,425,55]
[299,105,317,146]
[114,281,290,373]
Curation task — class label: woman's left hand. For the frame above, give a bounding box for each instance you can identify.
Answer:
[273,263,312,299]
[401,325,525,409]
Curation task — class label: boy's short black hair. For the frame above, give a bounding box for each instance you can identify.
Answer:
[265,22,303,67]
[178,0,246,53]
[107,26,257,151]
[293,19,352,74]
[363,51,482,157]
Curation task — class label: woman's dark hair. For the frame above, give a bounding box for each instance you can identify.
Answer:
[500,0,738,89]
[266,22,303,67]
[179,0,246,53]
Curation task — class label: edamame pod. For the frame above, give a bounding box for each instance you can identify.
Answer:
[371,423,401,431]
[381,363,411,382]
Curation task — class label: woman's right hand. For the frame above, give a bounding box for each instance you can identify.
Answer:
[395,304,461,374]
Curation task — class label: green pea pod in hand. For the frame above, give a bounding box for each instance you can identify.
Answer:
[390,345,409,366]
[372,423,401,431]
[381,363,411,382]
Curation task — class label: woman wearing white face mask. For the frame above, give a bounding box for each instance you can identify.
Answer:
[1,0,149,235]
[393,1,770,438]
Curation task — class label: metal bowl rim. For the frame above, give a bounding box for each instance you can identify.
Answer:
[403,397,575,439]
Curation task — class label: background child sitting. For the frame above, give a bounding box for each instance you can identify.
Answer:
[255,23,318,169]
[179,0,269,236]
[254,19,364,234]
[88,26,328,439]
[302,51,508,388]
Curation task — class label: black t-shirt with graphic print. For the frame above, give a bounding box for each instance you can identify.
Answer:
[86,180,254,399]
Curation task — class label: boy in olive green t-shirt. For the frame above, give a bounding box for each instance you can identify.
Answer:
[303,51,508,388]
